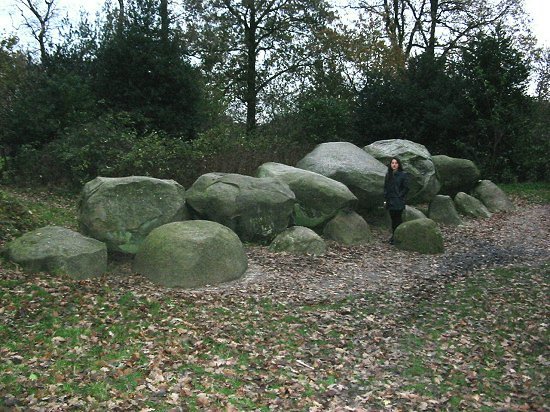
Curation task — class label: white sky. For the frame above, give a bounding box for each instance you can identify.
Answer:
[524,0,550,47]
[0,0,549,48]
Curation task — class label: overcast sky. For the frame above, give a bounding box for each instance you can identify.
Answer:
[1,0,549,48]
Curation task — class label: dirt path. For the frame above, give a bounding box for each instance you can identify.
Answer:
[154,201,549,305]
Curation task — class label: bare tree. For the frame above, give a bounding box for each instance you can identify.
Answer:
[16,0,57,63]
[534,47,550,102]
[353,0,527,61]
[182,0,335,132]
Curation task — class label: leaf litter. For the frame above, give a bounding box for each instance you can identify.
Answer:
[0,201,548,411]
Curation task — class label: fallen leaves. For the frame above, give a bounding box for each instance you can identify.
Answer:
[1,201,549,410]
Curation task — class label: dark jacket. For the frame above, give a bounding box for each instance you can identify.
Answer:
[384,170,409,211]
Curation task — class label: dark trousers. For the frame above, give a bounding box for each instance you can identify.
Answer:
[389,209,403,235]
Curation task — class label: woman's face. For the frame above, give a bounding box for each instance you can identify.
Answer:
[390,159,399,171]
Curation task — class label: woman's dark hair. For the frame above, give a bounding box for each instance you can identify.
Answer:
[386,157,404,173]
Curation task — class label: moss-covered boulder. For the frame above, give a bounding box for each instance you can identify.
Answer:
[323,210,373,245]
[428,195,463,226]
[394,218,444,254]
[432,155,480,196]
[6,226,107,279]
[256,162,357,228]
[472,180,515,213]
[296,142,386,212]
[364,139,440,204]
[269,226,326,255]
[382,205,426,230]
[133,221,247,288]
[454,192,492,218]
[403,205,427,222]
[186,173,296,243]
[78,176,187,254]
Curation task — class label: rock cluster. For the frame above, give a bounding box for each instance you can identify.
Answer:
[6,139,516,286]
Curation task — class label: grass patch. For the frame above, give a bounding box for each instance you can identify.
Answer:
[2,265,546,409]
[378,266,549,409]
[499,181,550,203]
[0,186,76,245]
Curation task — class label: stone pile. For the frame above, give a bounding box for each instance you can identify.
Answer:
[6,139,516,287]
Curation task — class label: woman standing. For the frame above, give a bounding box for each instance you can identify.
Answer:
[384,157,409,244]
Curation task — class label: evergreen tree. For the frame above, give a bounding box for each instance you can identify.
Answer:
[354,52,463,151]
[93,0,203,137]
[455,26,532,180]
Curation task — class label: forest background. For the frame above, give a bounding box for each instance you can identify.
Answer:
[0,0,549,189]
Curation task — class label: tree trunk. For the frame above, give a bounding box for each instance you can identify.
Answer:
[245,3,257,133]
[160,0,169,50]
[20,0,55,65]
[37,24,47,64]
[117,0,125,34]
[427,0,438,58]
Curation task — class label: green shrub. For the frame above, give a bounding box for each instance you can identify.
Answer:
[116,131,196,181]
[5,117,315,188]
[183,124,314,185]
[50,112,141,184]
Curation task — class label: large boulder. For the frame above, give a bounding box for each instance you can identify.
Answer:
[78,176,187,254]
[403,205,427,222]
[269,226,326,256]
[185,173,296,243]
[472,180,515,213]
[323,210,373,245]
[432,155,480,196]
[256,162,357,228]
[454,192,492,218]
[428,195,463,226]
[394,218,444,254]
[364,139,440,204]
[383,205,426,230]
[6,226,107,279]
[133,221,247,288]
[296,142,386,212]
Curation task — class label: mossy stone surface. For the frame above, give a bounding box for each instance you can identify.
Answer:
[394,218,444,254]
[79,176,187,254]
[269,226,326,255]
[7,226,107,279]
[323,210,373,245]
[454,192,492,218]
[133,220,247,288]
[257,162,357,228]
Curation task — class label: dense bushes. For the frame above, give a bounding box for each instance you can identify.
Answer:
[5,114,314,188]
[354,29,545,182]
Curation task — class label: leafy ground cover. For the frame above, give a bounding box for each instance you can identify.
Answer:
[0,187,76,245]
[1,264,547,411]
[0,184,548,410]
[500,181,550,204]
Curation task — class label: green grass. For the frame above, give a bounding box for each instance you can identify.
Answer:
[0,186,76,244]
[3,265,546,410]
[500,181,550,203]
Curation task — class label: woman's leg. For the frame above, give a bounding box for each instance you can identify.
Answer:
[389,209,403,241]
